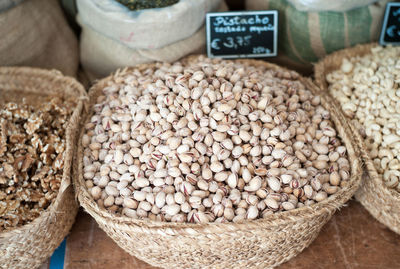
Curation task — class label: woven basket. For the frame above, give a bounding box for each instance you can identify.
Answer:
[74,59,362,269]
[0,67,87,269]
[314,43,400,234]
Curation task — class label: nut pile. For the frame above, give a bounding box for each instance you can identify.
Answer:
[0,98,73,231]
[327,46,400,192]
[83,56,351,223]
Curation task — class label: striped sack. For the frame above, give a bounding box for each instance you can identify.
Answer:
[246,0,388,71]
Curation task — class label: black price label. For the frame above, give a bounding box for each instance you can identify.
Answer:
[380,3,400,45]
[206,11,278,58]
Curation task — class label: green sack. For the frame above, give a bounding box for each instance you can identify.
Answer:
[246,0,388,66]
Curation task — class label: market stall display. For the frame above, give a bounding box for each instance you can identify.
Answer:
[2,0,399,267]
[74,56,362,268]
[315,43,400,234]
[0,67,86,269]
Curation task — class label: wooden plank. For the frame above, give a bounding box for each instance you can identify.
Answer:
[64,201,400,268]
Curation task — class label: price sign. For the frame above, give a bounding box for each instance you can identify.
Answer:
[380,2,400,45]
[206,10,278,58]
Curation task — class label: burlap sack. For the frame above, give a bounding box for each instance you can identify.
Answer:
[246,0,388,74]
[0,0,79,77]
[77,0,221,50]
[80,1,228,80]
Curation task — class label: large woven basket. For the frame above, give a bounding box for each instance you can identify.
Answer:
[0,67,87,269]
[74,59,362,268]
[315,43,400,234]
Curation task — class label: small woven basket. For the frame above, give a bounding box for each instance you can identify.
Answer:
[0,67,87,269]
[315,43,400,235]
[74,59,362,268]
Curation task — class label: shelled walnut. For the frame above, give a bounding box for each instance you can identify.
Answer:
[0,97,74,231]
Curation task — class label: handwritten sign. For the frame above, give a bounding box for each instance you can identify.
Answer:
[380,2,400,45]
[206,11,278,58]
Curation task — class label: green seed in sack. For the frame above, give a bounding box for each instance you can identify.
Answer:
[115,0,179,11]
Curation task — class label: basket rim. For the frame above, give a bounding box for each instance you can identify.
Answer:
[74,57,362,234]
[0,66,87,238]
[314,43,400,202]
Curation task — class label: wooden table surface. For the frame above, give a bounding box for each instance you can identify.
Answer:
[63,200,400,269]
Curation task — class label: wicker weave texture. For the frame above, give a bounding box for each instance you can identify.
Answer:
[75,59,362,269]
[0,67,87,269]
[314,43,400,235]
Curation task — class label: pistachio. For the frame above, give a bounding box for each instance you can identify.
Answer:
[82,55,350,223]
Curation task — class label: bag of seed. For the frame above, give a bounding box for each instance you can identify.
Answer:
[77,0,221,50]
[0,0,79,77]
[79,0,227,80]
[245,0,389,73]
